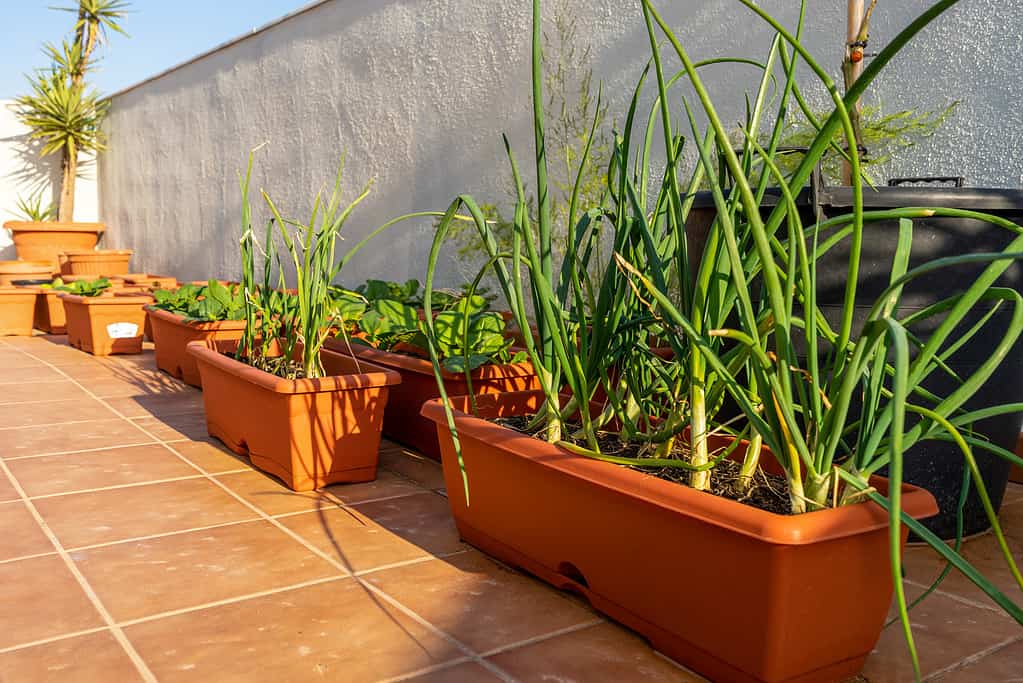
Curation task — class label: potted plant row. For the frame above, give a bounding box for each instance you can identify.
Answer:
[323,282,538,459]
[186,152,401,492]
[417,2,1023,682]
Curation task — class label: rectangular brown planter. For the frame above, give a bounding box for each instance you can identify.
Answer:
[324,338,538,460]
[60,293,150,355]
[187,339,401,491]
[32,288,67,334]
[0,288,37,335]
[122,274,178,290]
[421,390,939,683]
[147,306,246,387]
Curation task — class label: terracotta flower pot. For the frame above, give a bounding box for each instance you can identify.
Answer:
[324,338,539,460]
[187,339,401,491]
[0,288,37,335]
[60,292,150,355]
[122,274,178,290]
[59,249,133,276]
[31,288,67,334]
[3,221,104,271]
[421,390,939,683]
[0,261,54,287]
[147,306,246,387]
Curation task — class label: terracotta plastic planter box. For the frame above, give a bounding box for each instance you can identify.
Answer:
[0,288,37,335]
[187,339,401,491]
[122,273,178,290]
[147,306,246,387]
[0,260,54,287]
[324,338,539,460]
[31,288,67,334]
[3,221,104,271]
[421,390,939,683]
[60,292,150,355]
[59,249,133,276]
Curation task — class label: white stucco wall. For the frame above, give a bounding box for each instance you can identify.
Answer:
[98,0,1023,284]
[0,100,99,259]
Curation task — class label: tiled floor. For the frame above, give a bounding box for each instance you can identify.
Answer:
[0,334,1019,682]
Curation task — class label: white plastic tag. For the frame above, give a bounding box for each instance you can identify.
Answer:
[107,322,139,339]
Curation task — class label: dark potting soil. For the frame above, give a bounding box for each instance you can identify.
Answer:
[221,351,309,380]
[495,415,794,515]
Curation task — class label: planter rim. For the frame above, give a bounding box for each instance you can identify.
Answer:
[61,249,134,257]
[421,390,939,545]
[337,340,535,381]
[0,260,55,270]
[0,287,37,298]
[3,221,106,233]
[58,293,154,305]
[187,338,401,395]
[145,305,247,331]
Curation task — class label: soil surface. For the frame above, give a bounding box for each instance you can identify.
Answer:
[495,414,794,515]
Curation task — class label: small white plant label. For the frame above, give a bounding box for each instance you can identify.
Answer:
[107,322,139,339]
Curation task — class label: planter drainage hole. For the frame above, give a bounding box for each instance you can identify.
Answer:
[557,561,589,589]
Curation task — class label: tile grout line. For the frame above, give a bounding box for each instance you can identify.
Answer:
[0,409,203,431]
[372,656,477,683]
[921,633,1023,681]
[3,439,185,461]
[476,618,606,659]
[0,626,113,656]
[22,468,252,501]
[903,578,1018,616]
[8,340,530,682]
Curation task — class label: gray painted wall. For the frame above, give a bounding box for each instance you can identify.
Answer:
[98,0,1023,284]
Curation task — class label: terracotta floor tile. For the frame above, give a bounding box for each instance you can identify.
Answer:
[931,637,1023,681]
[104,391,204,418]
[0,502,54,561]
[215,469,345,516]
[353,491,464,558]
[404,661,505,681]
[133,412,210,441]
[0,398,117,429]
[902,532,1023,607]
[7,444,199,498]
[0,630,143,682]
[124,578,461,682]
[278,493,462,574]
[380,446,447,490]
[324,469,425,504]
[171,439,251,473]
[0,379,90,404]
[0,469,19,502]
[0,351,47,369]
[0,555,103,649]
[82,376,190,399]
[488,622,703,681]
[0,365,67,382]
[34,477,257,548]
[73,519,343,621]
[0,419,155,458]
[1003,483,1023,505]
[364,551,598,653]
[861,589,1023,682]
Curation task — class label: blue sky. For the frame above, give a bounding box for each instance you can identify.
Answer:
[0,0,310,98]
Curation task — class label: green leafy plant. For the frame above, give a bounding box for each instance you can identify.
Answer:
[356,278,421,305]
[423,0,1023,674]
[12,1,129,222]
[53,276,111,296]
[152,281,245,322]
[12,190,57,222]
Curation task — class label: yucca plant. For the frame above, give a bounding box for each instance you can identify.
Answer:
[12,190,57,222]
[12,0,129,222]
[423,0,1023,675]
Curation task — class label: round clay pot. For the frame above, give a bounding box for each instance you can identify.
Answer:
[3,221,105,272]
[0,260,55,287]
[59,249,133,276]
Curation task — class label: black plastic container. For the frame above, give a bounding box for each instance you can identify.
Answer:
[688,185,1023,539]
